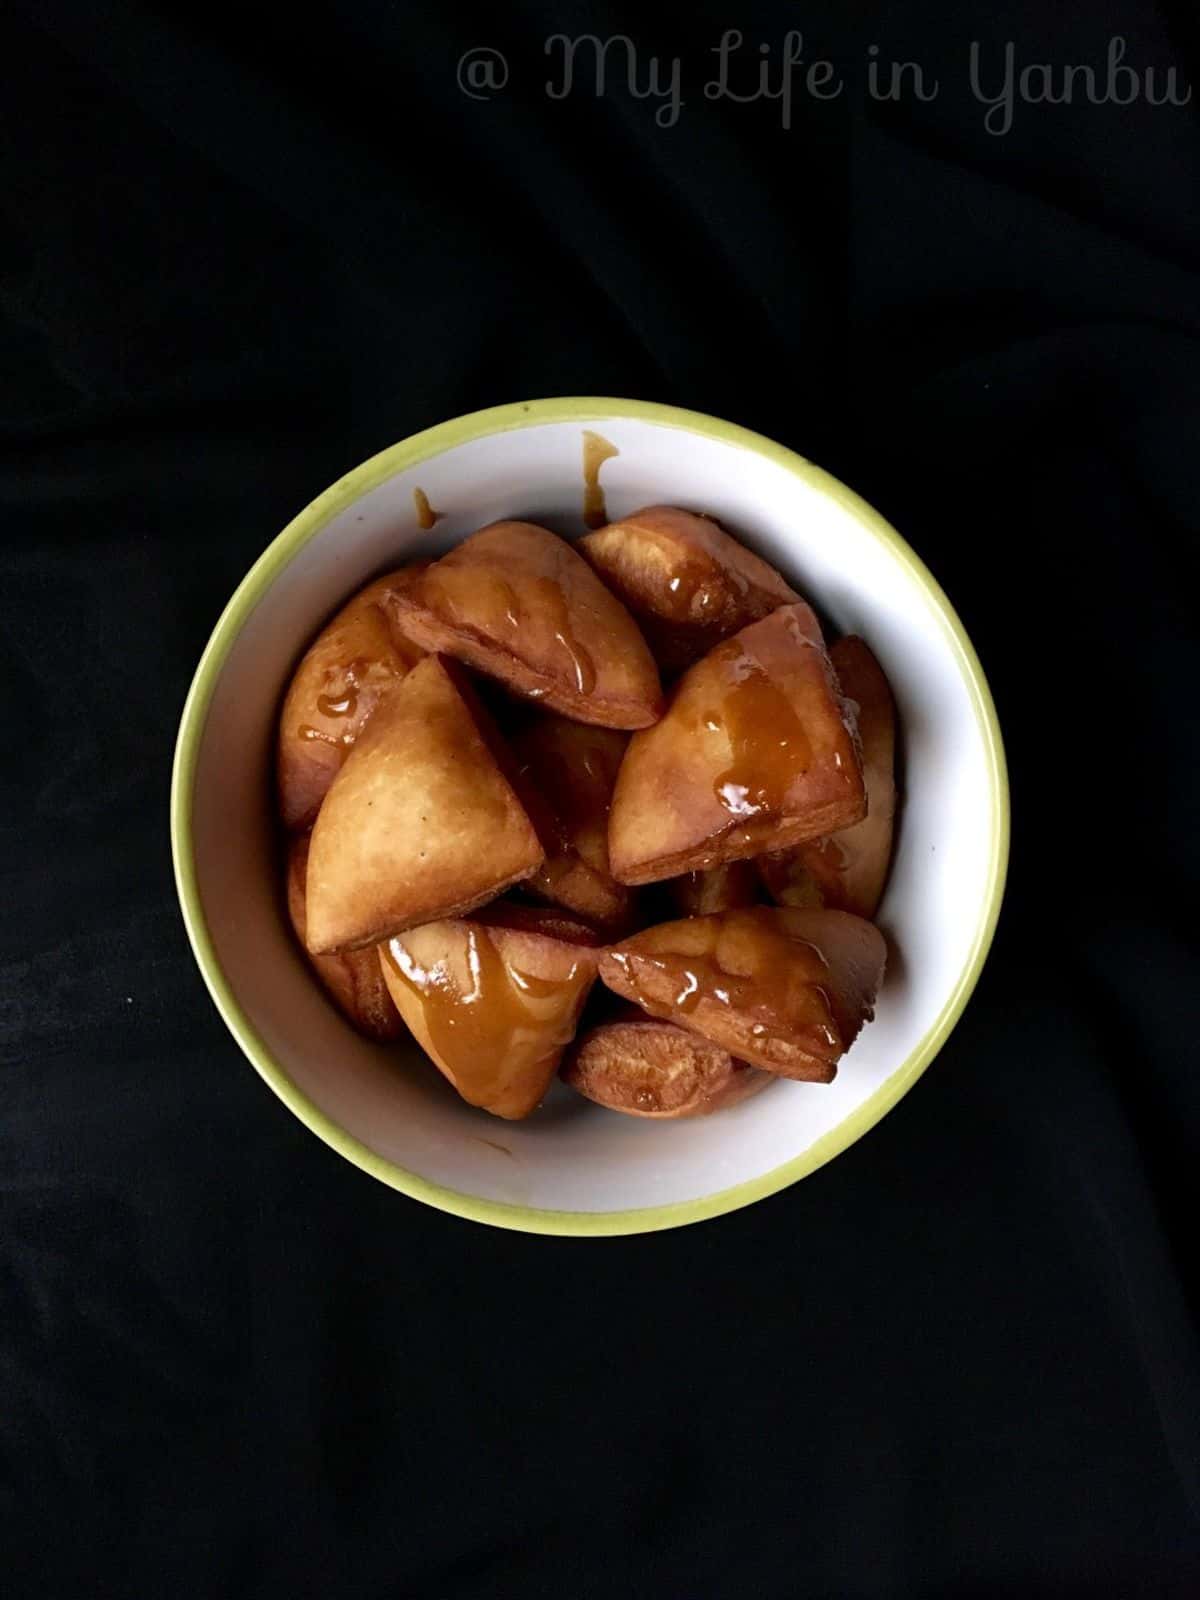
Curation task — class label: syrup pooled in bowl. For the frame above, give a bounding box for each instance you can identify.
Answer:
[581,429,619,528]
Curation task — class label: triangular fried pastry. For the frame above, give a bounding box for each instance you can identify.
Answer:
[379,902,600,1119]
[385,521,662,728]
[598,906,886,1081]
[305,655,543,953]
[580,504,813,674]
[277,568,425,831]
[285,835,404,1041]
[758,636,897,919]
[608,605,865,886]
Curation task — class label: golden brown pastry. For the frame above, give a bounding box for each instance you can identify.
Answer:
[607,605,865,886]
[379,903,600,1119]
[284,835,404,1041]
[304,655,543,953]
[562,1009,771,1118]
[598,906,886,1081]
[277,569,425,831]
[580,504,812,675]
[757,636,897,918]
[510,713,634,931]
[385,521,662,728]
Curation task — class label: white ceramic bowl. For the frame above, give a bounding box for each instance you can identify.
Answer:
[172,398,1008,1235]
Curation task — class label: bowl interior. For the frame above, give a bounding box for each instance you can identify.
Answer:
[177,403,1006,1232]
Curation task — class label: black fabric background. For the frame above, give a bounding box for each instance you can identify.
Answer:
[3,3,1199,1595]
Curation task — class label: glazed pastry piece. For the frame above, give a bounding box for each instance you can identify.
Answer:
[608,605,866,886]
[668,860,761,918]
[580,505,813,675]
[510,714,634,931]
[285,835,404,1042]
[305,655,543,954]
[277,569,426,831]
[379,903,600,1119]
[598,906,886,1081]
[385,521,662,729]
[757,636,897,918]
[562,1009,771,1118]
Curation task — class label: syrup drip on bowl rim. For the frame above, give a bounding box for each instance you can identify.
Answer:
[412,487,443,530]
[581,430,619,529]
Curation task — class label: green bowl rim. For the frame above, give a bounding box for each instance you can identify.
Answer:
[170,396,1010,1236]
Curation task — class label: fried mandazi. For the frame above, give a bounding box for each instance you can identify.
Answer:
[598,906,886,1080]
[385,521,662,728]
[277,568,426,832]
[285,835,404,1041]
[304,655,543,954]
[608,605,865,886]
[510,713,634,931]
[562,1009,771,1118]
[580,504,813,674]
[379,902,600,1119]
[757,635,897,918]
